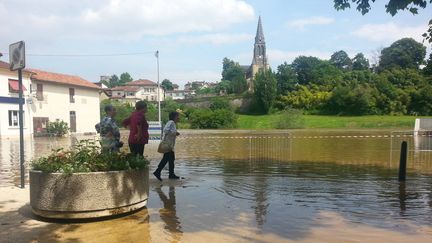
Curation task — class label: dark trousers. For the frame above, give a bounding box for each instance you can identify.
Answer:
[129,143,145,156]
[156,151,175,175]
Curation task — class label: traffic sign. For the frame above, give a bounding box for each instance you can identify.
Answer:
[9,41,25,71]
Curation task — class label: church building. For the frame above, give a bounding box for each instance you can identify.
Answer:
[242,16,270,90]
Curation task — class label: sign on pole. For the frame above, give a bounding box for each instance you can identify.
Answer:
[9,41,26,188]
[9,41,26,71]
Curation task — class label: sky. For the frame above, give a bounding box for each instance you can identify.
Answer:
[0,0,431,88]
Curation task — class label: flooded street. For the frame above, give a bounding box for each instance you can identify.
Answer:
[1,129,432,242]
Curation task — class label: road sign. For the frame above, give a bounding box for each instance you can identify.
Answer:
[9,41,25,71]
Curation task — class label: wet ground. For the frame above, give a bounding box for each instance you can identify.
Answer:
[1,130,432,242]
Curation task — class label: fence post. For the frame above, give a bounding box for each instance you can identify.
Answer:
[398,141,408,181]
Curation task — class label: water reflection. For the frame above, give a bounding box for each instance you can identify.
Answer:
[399,182,406,213]
[2,130,432,240]
[155,186,182,242]
[35,207,152,242]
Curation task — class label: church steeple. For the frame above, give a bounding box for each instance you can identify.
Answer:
[255,16,265,44]
[252,16,267,66]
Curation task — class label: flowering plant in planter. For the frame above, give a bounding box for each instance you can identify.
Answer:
[30,140,150,219]
[31,140,149,173]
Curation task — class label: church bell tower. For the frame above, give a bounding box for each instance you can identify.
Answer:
[250,16,269,89]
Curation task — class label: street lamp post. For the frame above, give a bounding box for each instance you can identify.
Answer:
[156,50,161,124]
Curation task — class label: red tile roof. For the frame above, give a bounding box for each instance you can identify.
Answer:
[0,60,9,69]
[126,79,157,86]
[28,68,100,90]
[0,60,34,74]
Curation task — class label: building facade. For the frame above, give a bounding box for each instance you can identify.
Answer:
[165,90,194,100]
[29,69,100,135]
[107,79,164,104]
[0,61,33,137]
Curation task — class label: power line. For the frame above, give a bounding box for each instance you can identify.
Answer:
[1,51,156,57]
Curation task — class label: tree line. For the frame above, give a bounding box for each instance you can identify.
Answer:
[221,37,432,115]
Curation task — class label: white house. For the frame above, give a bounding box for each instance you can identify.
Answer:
[0,61,33,137]
[110,85,144,105]
[29,69,100,135]
[107,79,164,104]
[165,90,195,100]
[126,79,164,102]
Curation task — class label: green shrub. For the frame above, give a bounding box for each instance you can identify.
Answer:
[274,109,305,129]
[189,108,237,129]
[31,140,149,173]
[209,98,231,111]
[46,120,69,137]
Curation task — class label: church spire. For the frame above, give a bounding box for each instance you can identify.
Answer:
[252,16,267,66]
[255,16,265,44]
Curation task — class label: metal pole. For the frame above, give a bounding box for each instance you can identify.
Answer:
[156,50,161,124]
[398,141,408,182]
[18,69,25,188]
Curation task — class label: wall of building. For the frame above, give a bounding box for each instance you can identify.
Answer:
[0,69,33,137]
[136,86,164,102]
[30,82,100,134]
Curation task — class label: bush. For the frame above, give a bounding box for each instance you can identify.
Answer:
[274,109,305,129]
[46,120,69,137]
[31,140,149,174]
[209,98,231,111]
[189,108,237,129]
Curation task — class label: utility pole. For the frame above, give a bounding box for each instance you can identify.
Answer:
[156,50,161,124]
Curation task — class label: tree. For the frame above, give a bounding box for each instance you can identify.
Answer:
[378,38,426,70]
[221,58,248,94]
[334,0,431,15]
[215,80,231,94]
[291,56,323,85]
[119,72,133,85]
[409,84,432,115]
[352,53,370,71]
[333,0,432,43]
[161,79,174,91]
[222,57,236,80]
[109,75,120,87]
[276,62,298,95]
[326,83,376,115]
[253,69,277,114]
[423,53,432,76]
[330,50,352,70]
[311,61,343,88]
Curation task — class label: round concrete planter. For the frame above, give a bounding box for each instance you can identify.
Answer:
[30,167,149,219]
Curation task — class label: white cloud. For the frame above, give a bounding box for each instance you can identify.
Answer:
[286,16,334,30]
[351,22,426,43]
[176,33,253,45]
[0,0,255,44]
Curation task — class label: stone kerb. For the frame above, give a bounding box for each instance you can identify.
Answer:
[30,168,149,219]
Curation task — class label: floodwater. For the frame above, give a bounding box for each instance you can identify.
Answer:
[1,130,432,242]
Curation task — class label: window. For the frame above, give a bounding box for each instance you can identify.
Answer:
[128,92,135,96]
[36,84,43,101]
[69,88,75,103]
[8,110,24,127]
[8,79,27,93]
[151,96,154,101]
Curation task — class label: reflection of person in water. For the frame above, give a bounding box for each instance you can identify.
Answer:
[155,186,182,240]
